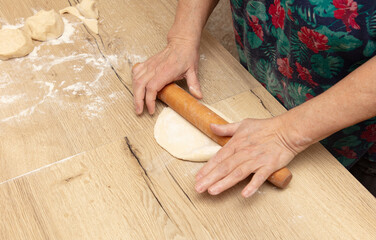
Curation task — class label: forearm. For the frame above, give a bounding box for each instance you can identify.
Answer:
[168,0,219,46]
[280,56,376,151]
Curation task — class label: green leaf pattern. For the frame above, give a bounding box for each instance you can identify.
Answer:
[311,54,344,78]
[229,0,376,165]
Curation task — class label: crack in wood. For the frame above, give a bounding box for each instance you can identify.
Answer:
[63,172,84,183]
[166,167,197,210]
[143,176,172,220]
[249,89,275,117]
[97,33,105,50]
[124,137,172,220]
[86,30,134,96]
[124,137,149,178]
[110,65,133,96]
[66,0,133,95]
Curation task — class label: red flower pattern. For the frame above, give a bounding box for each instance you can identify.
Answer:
[288,9,294,21]
[248,15,264,41]
[276,94,284,103]
[298,26,330,53]
[361,124,376,142]
[234,28,244,49]
[268,0,285,29]
[335,146,358,159]
[305,93,314,101]
[277,58,293,79]
[295,62,318,87]
[333,0,360,32]
[229,0,374,164]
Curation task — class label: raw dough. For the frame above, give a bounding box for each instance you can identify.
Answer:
[59,6,82,19]
[77,0,99,19]
[0,29,34,60]
[82,18,98,34]
[154,106,231,162]
[24,10,64,41]
[60,6,99,34]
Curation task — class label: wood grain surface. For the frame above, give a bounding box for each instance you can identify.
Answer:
[1,0,375,239]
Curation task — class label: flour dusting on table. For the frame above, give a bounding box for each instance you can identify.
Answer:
[0,15,125,123]
[47,18,77,45]
[0,18,25,29]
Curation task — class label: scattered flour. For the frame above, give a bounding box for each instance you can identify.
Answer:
[0,18,25,30]
[63,82,93,96]
[47,18,77,45]
[106,54,119,67]
[0,94,25,104]
[0,14,144,123]
[108,91,124,99]
[1,80,56,122]
[0,72,12,88]
[73,64,84,72]
[124,49,147,64]
[84,96,105,119]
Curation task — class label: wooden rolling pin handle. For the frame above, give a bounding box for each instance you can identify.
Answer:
[132,63,292,188]
[157,83,292,189]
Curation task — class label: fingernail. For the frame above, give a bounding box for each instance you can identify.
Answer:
[209,187,219,195]
[195,183,205,193]
[189,86,201,97]
[189,86,197,92]
[244,188,257,198]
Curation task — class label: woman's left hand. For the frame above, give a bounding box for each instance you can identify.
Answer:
[195,117,307,198]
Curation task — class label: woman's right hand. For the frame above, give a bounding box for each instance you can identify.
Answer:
[132,37,202,115]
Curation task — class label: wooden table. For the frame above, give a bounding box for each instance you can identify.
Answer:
[1,0,375,239]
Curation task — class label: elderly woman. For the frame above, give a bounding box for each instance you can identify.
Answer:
[132,0,376,197]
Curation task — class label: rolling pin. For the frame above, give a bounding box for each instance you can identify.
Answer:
[132,64,292,188]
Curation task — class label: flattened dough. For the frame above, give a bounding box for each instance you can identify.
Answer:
[154,106,232,162]
[59,6,82,19]
[24,10,64,41]
[77,0,99,19]
[0,29,34,60]
[60,6,99,34]
[82,18,99,34]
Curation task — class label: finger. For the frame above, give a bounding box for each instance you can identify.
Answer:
[208,161,259,195]
[186,69,202,99]
[210,122,241,137]
[242,167,274,198]
[145,69,174,115]
[133,70,155,115]
[145,82,159,115]
[132,62,144,76]
[195,151,251,194]
[195,140,236,181]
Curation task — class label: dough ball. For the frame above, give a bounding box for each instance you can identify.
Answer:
[77,0,99,19]
[0,29,34,60]
[24,10,64,41]
[154,106,231,162]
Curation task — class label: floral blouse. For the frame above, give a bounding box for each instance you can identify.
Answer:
[230,0,376,168]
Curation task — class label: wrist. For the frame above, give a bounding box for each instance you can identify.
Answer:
[275,111,316,154]
[167,25,201,49]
